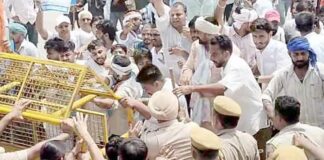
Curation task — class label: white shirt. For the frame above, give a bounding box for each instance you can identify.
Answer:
[226,26,258,68]
[73,29,96,49]
[116,30,142,49]
[174,0,218,21]
[273,26,286,43]
[109,73,143,135]
[162,78,189,117]
[151,47,169,77]
[0,149,28,160]
[218,55,268,135]
[267,123,324,159]
[154,4,192,82]
[48,31,81,50]
[17,39,40,58]
[304,32,324,64]
[262,63,324,128]
[84,58,109,78]
[5,0,37,24]
[283,19,300,41]
[255,39,291,76]
[253,0,274,17]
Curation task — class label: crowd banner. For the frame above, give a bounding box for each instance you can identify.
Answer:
[41,0,72,14]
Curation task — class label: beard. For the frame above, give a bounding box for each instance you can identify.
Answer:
[199,39,207,45]
[144,39,151,45]
[293,60,309,68]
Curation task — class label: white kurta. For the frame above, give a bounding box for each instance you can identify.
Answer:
[253,0,274,17]
[266,123,324,159]
[283,19,300,41]
[151,47,169,77]
[188,41,221,124]
[108,73,143,135]
[116,30,142,49]
[174,0,218,21]
[272,26,285,43]
[304,32,324,64]
[154,4,192,82]
[162,78,189,118]
[262,63,324,129]
[73,29,96,49]
[218,55,268,135]
[226,26,258,68]
[17,40,40,58]
[255,39,291,76]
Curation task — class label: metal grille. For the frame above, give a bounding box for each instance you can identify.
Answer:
[0,53,113,150]
[76,109,108,148]
[0,54,86,119]
[0,110,108,149]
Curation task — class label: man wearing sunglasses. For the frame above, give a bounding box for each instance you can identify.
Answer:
[74,10,96,50]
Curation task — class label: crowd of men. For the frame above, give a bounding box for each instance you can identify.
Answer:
[1,0,324,159]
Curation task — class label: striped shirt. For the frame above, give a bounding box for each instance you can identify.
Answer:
[262,63,324,129]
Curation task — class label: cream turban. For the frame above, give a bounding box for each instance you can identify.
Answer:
[78,10,93,20]
[195,17,221,35]
[111,63,132,76]
[232,8,258,29]
[148,90,179,121]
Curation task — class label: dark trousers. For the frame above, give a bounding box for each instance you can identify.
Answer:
[224,3,234,22]
[254,127,273,160]
[26,22,38,46]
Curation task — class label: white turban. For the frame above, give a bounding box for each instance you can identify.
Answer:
[195,17,221,35]
[148,90,179,121]
[232,8,258,29]
[111,61,132,76]
[122,12,142,25]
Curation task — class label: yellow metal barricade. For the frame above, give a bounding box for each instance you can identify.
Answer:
[0,110,108,149]
[0,53,118,150]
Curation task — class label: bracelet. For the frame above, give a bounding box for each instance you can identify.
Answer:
[218,1,226,9]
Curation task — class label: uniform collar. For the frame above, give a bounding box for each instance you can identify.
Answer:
[216,128,236,136]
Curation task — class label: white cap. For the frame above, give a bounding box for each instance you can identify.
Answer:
[56,15,71,26]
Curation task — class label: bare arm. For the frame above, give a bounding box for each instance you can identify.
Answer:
[27,133,70,160]
[258,75,273,84]
[214,0,227,26]
[0,99,32,135]
[93,98,114,109]
[0,113,14,135]
[151,0,167,17]
[35,10,49,40]
[120,97,151,120]
[173,83,225,98]
[293,134,324,160]
[73,112,105,160]
[191,83,226,97]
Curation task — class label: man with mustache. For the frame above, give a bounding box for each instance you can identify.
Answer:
[174,35,267,136]
[250,18,291,87]
[262,36,324,129]
[150,0,192,82]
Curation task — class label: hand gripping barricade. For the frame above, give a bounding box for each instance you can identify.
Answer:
[0,53,133,150]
